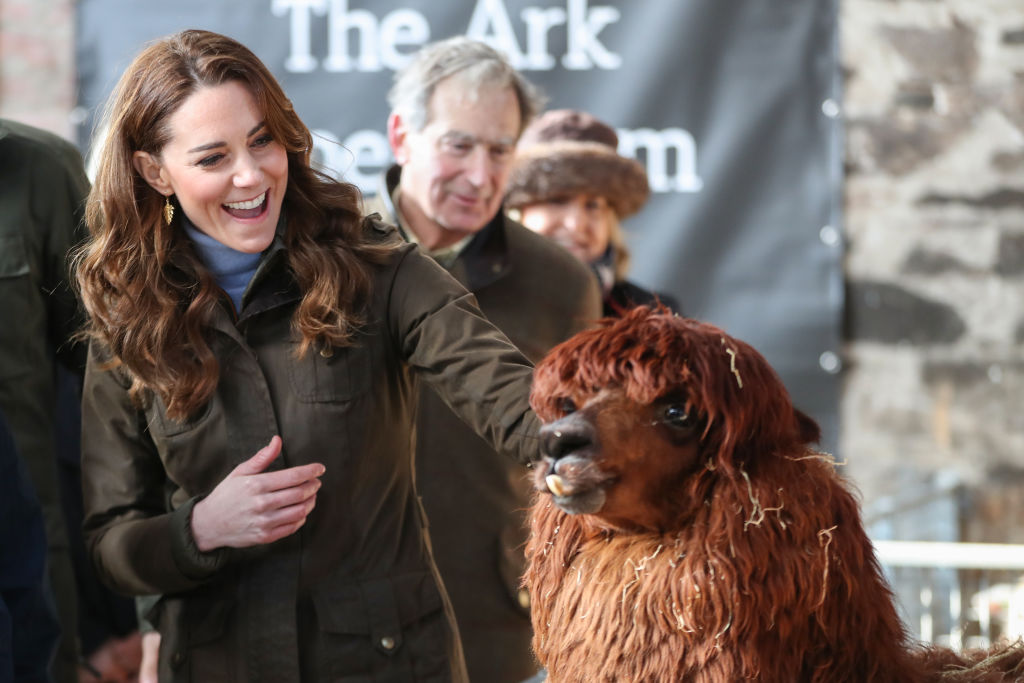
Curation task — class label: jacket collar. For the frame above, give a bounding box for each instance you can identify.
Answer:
[236,212,300,324]
[169,211,300,328]
[378,164,511,290]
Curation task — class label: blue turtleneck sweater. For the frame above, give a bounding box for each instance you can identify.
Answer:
[184,221,262,314]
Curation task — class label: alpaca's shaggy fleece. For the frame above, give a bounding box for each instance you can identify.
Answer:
[524,308,1024,682]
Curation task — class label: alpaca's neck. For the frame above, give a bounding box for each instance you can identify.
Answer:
[526,473,920,682]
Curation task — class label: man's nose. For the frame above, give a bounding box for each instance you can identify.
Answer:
[463,148,491,187]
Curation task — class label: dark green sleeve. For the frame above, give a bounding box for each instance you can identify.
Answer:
[387,245,543,465]
[80,343,231,595]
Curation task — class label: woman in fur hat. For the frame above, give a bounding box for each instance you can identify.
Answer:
[505,109,678,317]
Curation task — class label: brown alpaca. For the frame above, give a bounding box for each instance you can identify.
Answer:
[524,307,1024,682]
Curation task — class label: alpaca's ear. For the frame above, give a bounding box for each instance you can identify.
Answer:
[794,409,821,445]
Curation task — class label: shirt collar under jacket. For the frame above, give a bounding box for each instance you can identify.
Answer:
[183,218,262,314]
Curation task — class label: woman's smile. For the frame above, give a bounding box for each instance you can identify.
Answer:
[223,190,269,220]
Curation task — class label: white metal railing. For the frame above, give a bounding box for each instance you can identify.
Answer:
[874,541,1024,570]
[873,540,1024,648]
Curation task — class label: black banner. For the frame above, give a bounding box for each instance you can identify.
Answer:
[76,0,843,454]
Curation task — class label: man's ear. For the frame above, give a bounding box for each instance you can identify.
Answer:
[387,112,411,166]
[132,151,172,195]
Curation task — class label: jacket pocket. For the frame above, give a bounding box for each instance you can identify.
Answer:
[181,593,232,647]
[312,572,450,681]
[0,235,32,380]
[154,592,236,682]
[287,343,371,403]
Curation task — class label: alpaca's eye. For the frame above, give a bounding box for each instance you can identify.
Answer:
[558,397,577,415]
[663,404,692,428]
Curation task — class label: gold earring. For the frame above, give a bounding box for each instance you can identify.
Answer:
[164,196,174,225]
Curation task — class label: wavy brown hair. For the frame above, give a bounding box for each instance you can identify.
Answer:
[76,29,396,421]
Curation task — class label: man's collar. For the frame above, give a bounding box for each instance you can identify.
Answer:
[380,164,512,289]
[446,210,510,290]
[378,164,403,227]
[383,165,470,265]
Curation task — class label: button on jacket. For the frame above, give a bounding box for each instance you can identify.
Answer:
[81,218,541,682]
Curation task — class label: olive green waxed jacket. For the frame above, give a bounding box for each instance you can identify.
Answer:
[80,218,541,682]
[0,119,90,683]
[0,119,89,494]
[365,166,602,683]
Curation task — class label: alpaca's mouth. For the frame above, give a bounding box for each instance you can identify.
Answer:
[545,473,572,496]
[537,454,615,515]
[549,484,608,515]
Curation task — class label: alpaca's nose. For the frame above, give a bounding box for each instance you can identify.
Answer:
[540,417,595,461]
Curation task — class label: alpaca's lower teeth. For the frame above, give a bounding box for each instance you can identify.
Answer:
[547,474,568,496]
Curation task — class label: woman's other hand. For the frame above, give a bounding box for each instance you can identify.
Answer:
[190,436,324,551]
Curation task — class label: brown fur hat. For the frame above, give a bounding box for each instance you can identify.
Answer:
[505,109,651,218]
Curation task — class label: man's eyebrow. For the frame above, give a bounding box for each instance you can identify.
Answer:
[439,130,474,142]
[439,130,516,147]
[187,121,267,154]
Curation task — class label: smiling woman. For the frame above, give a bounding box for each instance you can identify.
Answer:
[132,82,287,255]
[73,29,544,683]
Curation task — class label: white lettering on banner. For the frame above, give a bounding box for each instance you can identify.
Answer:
[560,0,621,70]
[271,0,327,73]
[324,0,379,71]
[312,128,702,197]
[322,0,430,72]
[617,127,704,193]
[520,7,566,70]
[273,0,621,73]
[466,0,526,66]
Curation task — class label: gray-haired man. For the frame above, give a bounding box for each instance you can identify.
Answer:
[365,37,600,683]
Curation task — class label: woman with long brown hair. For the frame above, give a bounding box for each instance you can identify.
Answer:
[76,29,539,682]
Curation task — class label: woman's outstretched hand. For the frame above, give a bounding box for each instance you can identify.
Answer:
[190,436,324,552]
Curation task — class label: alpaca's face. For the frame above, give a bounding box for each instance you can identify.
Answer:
[534,386,704,531]
[530,309,822,531]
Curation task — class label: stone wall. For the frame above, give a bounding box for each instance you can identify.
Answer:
[3,0,1022,539]
[841,0,1024,538]
[0,0,77,139]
